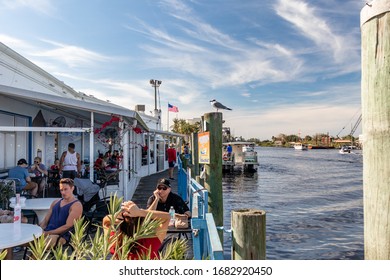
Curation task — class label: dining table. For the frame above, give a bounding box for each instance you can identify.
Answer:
[10,197,59,224]
[0,223,43,259]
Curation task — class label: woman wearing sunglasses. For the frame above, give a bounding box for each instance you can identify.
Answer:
[146,178,191,218]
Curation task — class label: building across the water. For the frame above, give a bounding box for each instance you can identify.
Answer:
[0,42,184,200]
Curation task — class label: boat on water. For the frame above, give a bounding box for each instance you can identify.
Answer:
[222,142,258,172]
[339,145,361,154]
[293,143,308,150]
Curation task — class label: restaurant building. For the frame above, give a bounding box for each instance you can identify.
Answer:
[0,42,183,200]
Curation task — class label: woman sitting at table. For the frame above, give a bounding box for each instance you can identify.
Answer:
[39,178,83,247]
[103,198,170,260]
[29,157,48,197]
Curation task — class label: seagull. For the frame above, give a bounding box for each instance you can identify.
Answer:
[210,99,232,112]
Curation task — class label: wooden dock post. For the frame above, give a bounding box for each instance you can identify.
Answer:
[191,132,199,178]
[231,209,266,260]
[361,0,390,259]
[203,112,223,241]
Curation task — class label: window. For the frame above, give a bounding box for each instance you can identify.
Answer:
[0,112,29,169]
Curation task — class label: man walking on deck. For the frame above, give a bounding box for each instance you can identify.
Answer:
[167,143,176,180]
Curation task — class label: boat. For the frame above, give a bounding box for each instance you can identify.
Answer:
[339,145,361,154]
[222,142,258,172]
[294,143,308,150]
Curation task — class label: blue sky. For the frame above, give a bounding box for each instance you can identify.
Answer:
[0,0,365,139]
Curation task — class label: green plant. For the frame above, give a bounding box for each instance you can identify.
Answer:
[0,180,15,210]
[0,249,7,260]
[27,194,188,260]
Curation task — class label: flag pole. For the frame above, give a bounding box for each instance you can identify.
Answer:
[167,102,169,131]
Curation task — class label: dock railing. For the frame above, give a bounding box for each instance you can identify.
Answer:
[178,157,224,260]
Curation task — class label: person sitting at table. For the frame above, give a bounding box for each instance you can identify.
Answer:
[50,159,60,171]
[29,156,48,196]
[8,158,38,197]
[0,209,28,223]
[39,178,83,247]
[102,199,170,260]
[146,178,191,218]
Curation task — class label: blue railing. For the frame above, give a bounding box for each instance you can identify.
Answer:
[177,157,224,260]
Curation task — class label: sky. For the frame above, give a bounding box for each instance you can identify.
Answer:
[0,0,366,140]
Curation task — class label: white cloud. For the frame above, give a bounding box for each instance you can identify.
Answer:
[224,104,361,140]
[274,0,357,64]
[0,0,55,15]
[241,93,251,98]
[33,40,111,68]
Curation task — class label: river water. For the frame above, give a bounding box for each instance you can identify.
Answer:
[222,147,363,260]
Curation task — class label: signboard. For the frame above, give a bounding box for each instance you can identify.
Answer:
[198,131,210,164]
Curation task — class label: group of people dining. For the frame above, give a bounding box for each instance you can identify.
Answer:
[4,174,189,259]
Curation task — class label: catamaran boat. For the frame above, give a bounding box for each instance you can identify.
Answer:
[222,142,259,172]
[294,143,308,150]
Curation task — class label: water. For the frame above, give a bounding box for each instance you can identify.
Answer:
[222,147,363,260]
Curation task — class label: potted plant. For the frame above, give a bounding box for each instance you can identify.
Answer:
[0,180,15,210]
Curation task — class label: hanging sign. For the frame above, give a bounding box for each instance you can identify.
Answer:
[198,131,210,164]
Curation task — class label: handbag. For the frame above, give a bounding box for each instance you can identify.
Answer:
[174,213,189,229]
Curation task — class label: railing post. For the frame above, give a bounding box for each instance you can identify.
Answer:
[231,209,266,260]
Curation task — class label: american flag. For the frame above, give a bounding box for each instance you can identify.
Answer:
[168,103,179,113]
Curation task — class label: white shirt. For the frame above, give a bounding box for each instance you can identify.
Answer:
[62,151,78,171]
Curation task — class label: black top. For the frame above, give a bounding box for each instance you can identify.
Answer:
[146,192,189,214]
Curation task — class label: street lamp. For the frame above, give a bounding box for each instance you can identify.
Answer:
[149,79,162,112]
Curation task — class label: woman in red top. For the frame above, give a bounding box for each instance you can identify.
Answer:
[103,195,170,260]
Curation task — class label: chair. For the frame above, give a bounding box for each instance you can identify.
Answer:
[83,197,111,235]
[47,170,60,196]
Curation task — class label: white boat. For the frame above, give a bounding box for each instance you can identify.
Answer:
[294,143,308,150]
[339,145,361,154]
[222,142,258,172]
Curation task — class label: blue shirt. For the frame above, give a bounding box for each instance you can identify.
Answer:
[227,145,233,153]
[8,166,29,188]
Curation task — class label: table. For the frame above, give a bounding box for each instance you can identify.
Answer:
[0,223,43,250]
[167,225,192,239]
[11,198,59,224]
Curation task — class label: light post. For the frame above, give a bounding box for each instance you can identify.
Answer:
[149,79,162,112]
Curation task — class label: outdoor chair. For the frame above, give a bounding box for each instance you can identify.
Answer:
[83,196,111,235]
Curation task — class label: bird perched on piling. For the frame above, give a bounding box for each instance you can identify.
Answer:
[210,99,232,112]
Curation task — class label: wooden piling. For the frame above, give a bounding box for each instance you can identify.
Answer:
[231,209,266,260]
[361,0,390,259]
[203,112,223,241]
[191,133,199,178]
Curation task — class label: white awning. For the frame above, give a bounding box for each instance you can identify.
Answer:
[0,84,149,130]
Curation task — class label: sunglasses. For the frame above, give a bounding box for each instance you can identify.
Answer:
[34,161,39,163]
[157,185,168,191]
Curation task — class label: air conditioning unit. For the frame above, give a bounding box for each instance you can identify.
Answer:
[135,105,145,112]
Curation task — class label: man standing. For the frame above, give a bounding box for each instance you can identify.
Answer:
[8,158,38,196]
[59,143,81,179]
[146,178,191,217]
[166,143,177,180]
